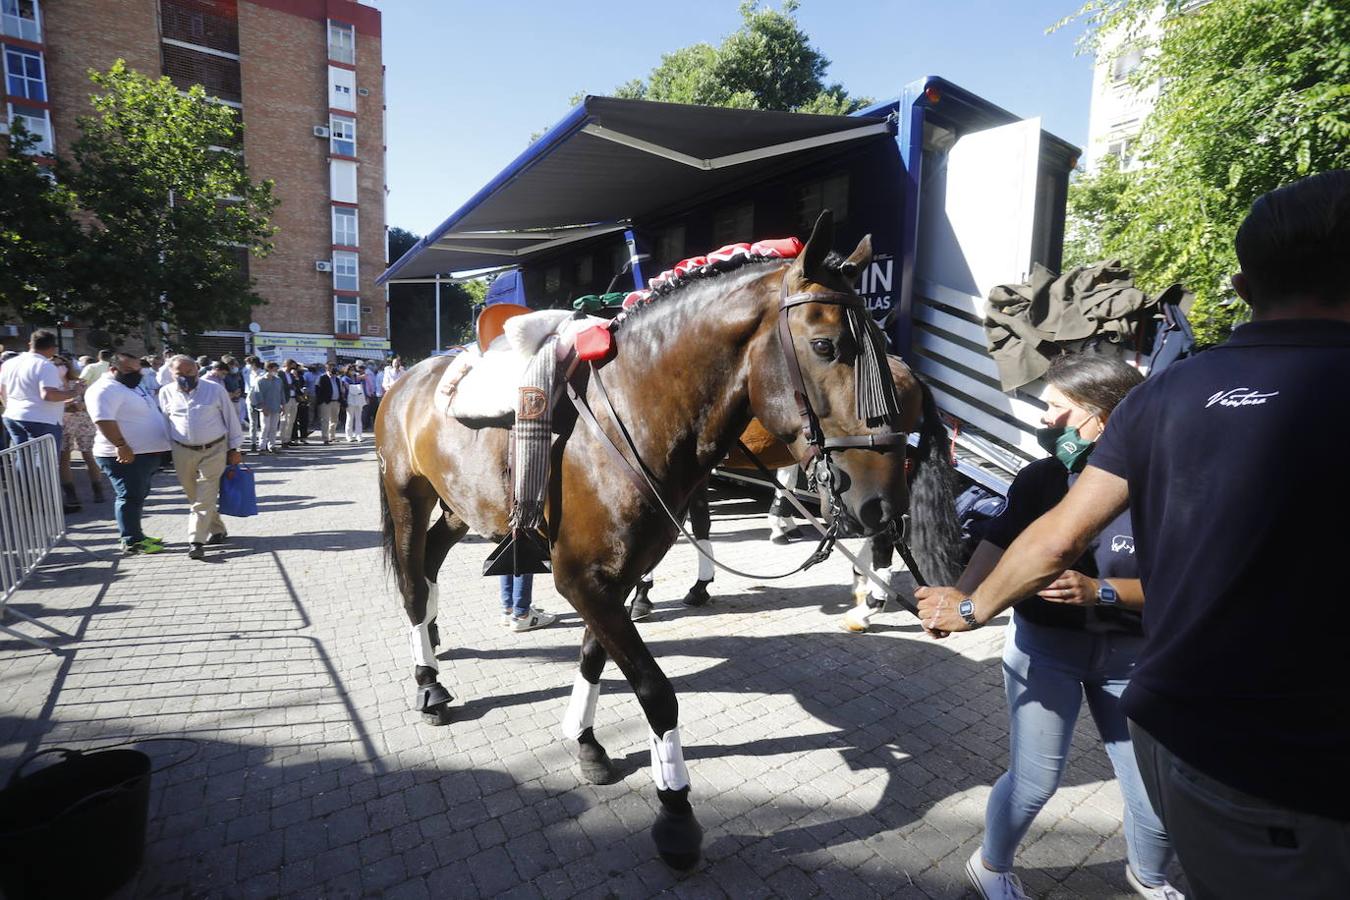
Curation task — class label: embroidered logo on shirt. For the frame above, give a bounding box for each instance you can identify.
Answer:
[1110,534,1135,554]
[1205,387,1279,409]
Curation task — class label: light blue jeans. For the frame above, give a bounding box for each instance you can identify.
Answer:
[499,574,533,617]
[983,614,1174,886]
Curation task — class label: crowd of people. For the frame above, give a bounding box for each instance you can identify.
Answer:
[0,340,406,559]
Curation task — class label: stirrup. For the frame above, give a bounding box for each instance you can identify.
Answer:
[483,527,552,576]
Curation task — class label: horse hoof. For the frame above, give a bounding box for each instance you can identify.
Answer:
[420,702,454,726]
[652,806,703,870]
[630,599,654,621]
[578,750,617,785]
[681,581,711,607]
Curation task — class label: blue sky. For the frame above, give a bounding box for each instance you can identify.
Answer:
[376,0,1095,236]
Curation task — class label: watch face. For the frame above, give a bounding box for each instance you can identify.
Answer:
[1099,583,1118,605]
[958,599,974,616]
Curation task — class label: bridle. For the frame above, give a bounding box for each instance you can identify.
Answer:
[775,274,908,531]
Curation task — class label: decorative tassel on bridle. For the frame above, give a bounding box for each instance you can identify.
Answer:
[849,307,902,426]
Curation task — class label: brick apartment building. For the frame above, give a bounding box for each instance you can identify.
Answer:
[1,0,389,363]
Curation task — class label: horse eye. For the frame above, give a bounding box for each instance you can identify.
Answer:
[809,339,835,359]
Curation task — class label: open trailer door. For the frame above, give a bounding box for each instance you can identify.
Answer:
[912,117,1046,480]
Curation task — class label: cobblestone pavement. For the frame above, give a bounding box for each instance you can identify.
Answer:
[1,441,1179,898]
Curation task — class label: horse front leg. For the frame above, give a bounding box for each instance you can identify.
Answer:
[569,597,704,869]
[561,627,618,784]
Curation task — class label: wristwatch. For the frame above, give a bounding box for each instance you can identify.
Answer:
[958,597,982,629]
[1097,580,1120,606]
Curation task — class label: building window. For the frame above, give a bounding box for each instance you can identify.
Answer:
[328,20,355,65]
[1106,138,1136,168]
[1,0,41,43]
[712,200,754,247]
[334,296,359,335]
[1111,46,1144,83]
[332,250,359,291]
[4,46,45,101]
[330,159,357,203]
[799,172,849,233]
[332,206,358,247]
[330,114,356,157]
[329,65,355,111]
[7,103,51,154]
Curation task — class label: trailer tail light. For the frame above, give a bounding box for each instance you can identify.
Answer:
[924,85,942,104]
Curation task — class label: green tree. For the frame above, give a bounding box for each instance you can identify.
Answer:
[1061,0,1350,344]
[386,226,479,358]
[0,124,83,324]
[601,1,869,113]
[63,60,277,349]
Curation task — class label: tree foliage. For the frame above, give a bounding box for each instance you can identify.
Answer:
[599,1,869,114]
[0,61,277,350]
[1061,0,1350,344]
[0,125,83,324]
[386,226,479,359]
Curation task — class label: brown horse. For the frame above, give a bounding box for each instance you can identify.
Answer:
[376,214,928,868]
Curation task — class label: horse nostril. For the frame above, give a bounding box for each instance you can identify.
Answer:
[857,497,893,531]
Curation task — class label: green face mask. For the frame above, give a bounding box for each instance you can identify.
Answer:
[1036,424,1096,473]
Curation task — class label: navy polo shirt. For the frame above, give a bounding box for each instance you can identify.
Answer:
[1090,318,1350,821]
[983,456,1142,635]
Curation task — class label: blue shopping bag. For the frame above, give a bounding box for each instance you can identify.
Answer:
[219,463,258,517]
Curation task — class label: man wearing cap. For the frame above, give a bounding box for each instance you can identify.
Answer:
[159,355,243,560]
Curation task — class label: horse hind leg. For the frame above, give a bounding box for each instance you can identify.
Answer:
[382,476,455,725]
[423,508,469,650]
[561,627,618,784]
[681,480,714,608]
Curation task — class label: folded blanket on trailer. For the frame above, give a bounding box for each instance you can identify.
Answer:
[983,260,1158,391]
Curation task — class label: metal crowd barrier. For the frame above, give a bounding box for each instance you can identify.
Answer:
[0,433,71,651]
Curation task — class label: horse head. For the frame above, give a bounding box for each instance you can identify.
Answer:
[747,211,908,538]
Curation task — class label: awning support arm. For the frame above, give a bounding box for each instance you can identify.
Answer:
[579,120,894,171]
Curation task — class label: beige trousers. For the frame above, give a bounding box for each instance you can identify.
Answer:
[279,399,298,443]
[317,401,339,442]
[171,441,228,544]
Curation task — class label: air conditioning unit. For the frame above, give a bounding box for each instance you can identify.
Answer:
[356,87,370,97]
[315,260,334,272]
[312,125,331,139]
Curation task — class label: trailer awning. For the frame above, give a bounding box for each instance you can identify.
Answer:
[379,96,894,283]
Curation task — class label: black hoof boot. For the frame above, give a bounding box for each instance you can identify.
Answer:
[630,582,655,621]
[577,728,617,784]
[652,789,702,870]
[681,580,712,607]
[415,680,454,726]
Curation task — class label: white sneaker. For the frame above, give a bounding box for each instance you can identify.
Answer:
[500,612,513,628]
[510,608,556,632]
[966,849,1030,900]
[1126,867,1184,899]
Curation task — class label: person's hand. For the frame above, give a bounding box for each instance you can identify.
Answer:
[227,449,243,466]
[115,445,135,464]
[914,585,970,639]
[1038,570,1099,605]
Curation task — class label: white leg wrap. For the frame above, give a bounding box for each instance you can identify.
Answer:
[650,727,690,792]
[696,539,714,582]
[560,673,600,740]
[641,571,655,586]
[408,579,440,671]
[869,566,892,602]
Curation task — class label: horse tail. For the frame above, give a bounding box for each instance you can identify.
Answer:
[907,378,964,586]
[379,475,406,593]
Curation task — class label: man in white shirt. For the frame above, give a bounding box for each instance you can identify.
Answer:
[0,329,79,449]
[381,356,405,392]
[159,355,244,559]
[80,349,113,385]
[87,352,172,555]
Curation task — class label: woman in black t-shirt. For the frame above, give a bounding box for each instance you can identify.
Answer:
[957,355,1182,900]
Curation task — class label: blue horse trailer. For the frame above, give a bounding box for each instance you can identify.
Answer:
[380,76,1079,492]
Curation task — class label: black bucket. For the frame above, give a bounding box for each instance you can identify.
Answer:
[0,747,152,899]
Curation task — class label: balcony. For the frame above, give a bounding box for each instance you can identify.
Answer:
[1,0,41,43]
[162,41,241,104]
[160,0,238,55]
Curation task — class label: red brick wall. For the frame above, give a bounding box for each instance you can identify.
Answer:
[353,21,385,339]
[42,0,163,162]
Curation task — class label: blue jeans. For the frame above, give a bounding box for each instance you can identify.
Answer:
[983,614,1174,885]
[499,574,533,617]
[3,417,62,451]
[95,453,161,542]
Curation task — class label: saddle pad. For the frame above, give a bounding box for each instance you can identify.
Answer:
[437,338,526,424]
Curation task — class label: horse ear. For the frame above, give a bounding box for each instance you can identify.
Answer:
[839,234,872,282]
[797,209,835,282]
